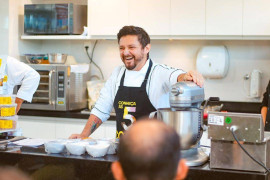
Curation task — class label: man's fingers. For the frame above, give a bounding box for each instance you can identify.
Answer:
[69,134,80,139]
[184,71,204,87]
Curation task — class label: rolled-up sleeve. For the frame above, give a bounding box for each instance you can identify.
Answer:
[7,57,40,102]
[91,66,122,122]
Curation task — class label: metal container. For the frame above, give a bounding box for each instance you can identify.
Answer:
[157,108,203,150]
[25,54,49,64]
[48,53,67,64]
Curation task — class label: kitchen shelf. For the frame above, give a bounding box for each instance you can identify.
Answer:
[21,35,91,40]
[21,34,270,40]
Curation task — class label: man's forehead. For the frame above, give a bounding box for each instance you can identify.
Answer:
[119,35,140,45]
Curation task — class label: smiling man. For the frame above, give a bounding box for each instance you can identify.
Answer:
[69,25,204,139]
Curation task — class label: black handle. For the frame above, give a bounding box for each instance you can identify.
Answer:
[208,97,220,102]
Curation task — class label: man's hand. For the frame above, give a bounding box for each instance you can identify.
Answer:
[15,97,24,113]
[177,71,204,87]
[69,133,86,139]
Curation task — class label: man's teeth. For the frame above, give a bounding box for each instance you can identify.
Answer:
[125,57,133,60]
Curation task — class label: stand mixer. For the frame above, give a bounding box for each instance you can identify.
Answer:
[157,81,208,166]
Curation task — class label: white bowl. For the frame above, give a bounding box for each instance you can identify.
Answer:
[107,139,119,155]
[86,143,110,157]
[44,141,65,154]
[96,139,119,155]
[65,142,88,155]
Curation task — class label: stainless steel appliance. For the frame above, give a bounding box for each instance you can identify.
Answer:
[24,3,87,35]
[17,64,90,111]
[157,81,208,166]
[208,112,270,172]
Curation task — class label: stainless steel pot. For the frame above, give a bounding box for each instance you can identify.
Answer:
[157,108,203,150]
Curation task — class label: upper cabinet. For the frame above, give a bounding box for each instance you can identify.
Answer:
[89,0,129,36]
[243,0,270,36]
[171,0,205,35]
[129,0,170,35]
[21,0,270,39]
[206,0,242,35]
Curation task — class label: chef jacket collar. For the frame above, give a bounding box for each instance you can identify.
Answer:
[126,59,150,74]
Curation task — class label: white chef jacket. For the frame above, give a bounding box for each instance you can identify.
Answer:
[6,56,40,102]
[91,59,185,122]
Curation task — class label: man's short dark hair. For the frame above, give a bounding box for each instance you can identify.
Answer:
[118,120,181,180]
[117,26,150,59]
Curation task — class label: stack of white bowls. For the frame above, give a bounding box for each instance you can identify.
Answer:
[44,138,119,158]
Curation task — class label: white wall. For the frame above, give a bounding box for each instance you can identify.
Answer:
[17,39,270,102]
[8,1,270,103]
[0,0,9,55]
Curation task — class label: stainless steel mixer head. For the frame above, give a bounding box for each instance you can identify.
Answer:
[169,81,204,108]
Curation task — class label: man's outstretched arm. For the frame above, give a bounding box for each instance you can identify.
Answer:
[69,114,103,139]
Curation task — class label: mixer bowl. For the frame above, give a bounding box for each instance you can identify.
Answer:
[157,108,203,150]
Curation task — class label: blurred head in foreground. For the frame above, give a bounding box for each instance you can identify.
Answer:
[0,166,31,180]
[111,119,188,180]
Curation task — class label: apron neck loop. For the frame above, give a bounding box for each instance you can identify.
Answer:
[120,59,153,88]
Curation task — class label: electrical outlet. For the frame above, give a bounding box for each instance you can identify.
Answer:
[84,41,93,50]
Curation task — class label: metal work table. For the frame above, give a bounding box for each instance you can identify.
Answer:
[0,146,269,180]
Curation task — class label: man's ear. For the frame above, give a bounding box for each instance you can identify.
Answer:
[111,161,126,180]
[144,44,151,54]
[175,159,189,180]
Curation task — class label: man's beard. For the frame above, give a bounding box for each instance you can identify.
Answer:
[122,54,144,70]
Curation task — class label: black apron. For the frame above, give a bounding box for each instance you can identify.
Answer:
[113,60,156,138]
[265,82,270,131]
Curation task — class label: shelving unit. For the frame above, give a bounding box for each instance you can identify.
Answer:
[21,35,91,40]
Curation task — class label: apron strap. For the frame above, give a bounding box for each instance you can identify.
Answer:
[119,70,126,87]
[141,59,153,88]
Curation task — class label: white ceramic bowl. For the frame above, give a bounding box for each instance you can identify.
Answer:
[109,139,119,155]
[65,142,88,155]
[86,143,110,157]
[44,141,66,154]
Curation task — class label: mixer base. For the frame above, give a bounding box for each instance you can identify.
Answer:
[181,147,209,166]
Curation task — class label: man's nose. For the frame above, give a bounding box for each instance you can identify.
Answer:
[123,49,130,56]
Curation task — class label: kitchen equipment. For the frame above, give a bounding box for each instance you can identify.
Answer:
[196,46,229,79]
[208,112,269,172]
[249,69,261,98]
[15,64,90,111]
[0,104,16,117]
[24,3,87,35]
[25,54,49,64]
[0,95,16,105]
[0,115,18,131]
[157,81,208,166]
[48,53,67,64]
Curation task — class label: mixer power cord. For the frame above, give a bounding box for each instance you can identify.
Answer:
[230,128,270,173]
